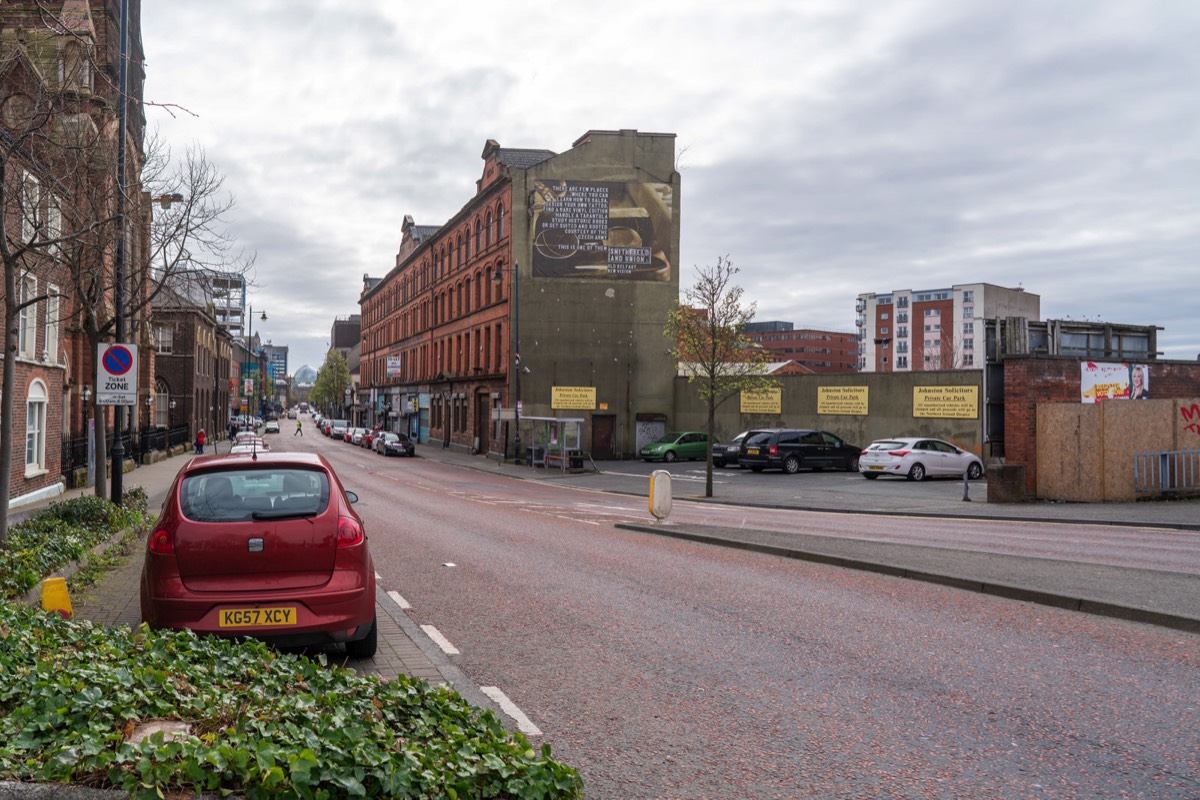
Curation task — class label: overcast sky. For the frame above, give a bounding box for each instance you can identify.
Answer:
[141,0,1199,373]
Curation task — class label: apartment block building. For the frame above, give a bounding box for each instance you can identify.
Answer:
[741,322,858,373]
[856,283,1040,372]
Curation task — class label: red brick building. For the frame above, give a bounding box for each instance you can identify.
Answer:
[741,323,858,373]
[2,0,150,507]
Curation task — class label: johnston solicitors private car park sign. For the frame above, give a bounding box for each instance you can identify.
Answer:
[96,343,138,406]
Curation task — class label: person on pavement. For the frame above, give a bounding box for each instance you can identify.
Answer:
[195,429,206,454]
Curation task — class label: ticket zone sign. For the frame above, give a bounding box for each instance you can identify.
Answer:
[96,343,138,405]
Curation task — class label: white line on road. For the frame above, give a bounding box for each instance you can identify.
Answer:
[387,590,411,609]
[480,686,542,736]
[420,624,460,655]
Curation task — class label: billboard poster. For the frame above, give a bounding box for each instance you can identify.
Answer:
[530,180,673,281]
[386,355,402,378]
[1081,362,1150,402]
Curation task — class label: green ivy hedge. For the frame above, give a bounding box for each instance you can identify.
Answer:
[0,492,583,798]
[0,490,148,600]
[0,605,583,798]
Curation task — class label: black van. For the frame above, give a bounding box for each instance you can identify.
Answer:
[738,428,862,474]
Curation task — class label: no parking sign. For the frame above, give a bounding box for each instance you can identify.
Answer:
[96,343,138,405]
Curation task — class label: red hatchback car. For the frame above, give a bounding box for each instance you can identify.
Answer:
[140,452,377,658]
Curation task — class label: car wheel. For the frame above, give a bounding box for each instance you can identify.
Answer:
[713,460,725,468]
[345,615,378,659]
[846,456,860,472]
[862,472,879,480]
[783,455,801,474]
[664,450,678,463]
[967,461,984,480]
[907,463,926,482]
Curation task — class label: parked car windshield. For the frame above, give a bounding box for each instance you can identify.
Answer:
[181,468,331,522]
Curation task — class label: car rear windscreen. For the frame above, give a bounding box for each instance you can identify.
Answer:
[181,468,331,522]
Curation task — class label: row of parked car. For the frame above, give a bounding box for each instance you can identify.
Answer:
[310,414,416,457]
[641,428,984,481]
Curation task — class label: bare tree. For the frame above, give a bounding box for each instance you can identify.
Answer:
[58,132,255,500]
[665,256,776,498]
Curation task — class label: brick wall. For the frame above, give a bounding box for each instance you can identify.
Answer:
[1003,356,1200,496]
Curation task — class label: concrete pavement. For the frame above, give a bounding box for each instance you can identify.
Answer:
[10,436,1199,691]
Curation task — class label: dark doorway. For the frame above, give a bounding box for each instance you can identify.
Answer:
[592,415,615,459]
[475,393,491,454]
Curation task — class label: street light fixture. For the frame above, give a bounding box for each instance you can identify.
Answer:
[246,306,267,417]
[492,261,522,462]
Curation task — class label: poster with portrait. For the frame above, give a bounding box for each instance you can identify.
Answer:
[1129,363,1150,399]
[530,180,673,281]
[1080,362,1150,402]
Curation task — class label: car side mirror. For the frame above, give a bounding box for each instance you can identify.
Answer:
[345,491,359,504]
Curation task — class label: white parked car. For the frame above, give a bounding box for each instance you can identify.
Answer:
[859,437,984,481]
[264,420,281,434]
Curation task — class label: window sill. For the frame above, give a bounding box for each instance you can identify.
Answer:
[24,468,48,479]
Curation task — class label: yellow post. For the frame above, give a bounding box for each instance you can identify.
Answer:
[41,577,74,619]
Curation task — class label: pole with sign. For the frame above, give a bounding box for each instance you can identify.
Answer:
[97,344,138,405]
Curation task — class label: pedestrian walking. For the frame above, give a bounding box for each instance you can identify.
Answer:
[295,419,303,436]
[195,429,206,455]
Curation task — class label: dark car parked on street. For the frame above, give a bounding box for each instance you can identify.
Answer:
[739,428,861,474]
[375,432,416,457]
[712,431,749,468]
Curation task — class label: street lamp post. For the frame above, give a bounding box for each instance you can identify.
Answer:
[492,262,521,463]
[246,306,267,418]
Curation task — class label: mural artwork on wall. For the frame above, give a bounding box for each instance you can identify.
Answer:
[530,180,673,281]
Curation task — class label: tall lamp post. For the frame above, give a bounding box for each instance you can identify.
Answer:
[492,262,521,462]
[246,306,267,418]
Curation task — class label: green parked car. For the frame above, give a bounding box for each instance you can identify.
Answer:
[640,431,710,463]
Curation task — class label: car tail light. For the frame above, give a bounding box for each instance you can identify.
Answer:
[768,445,778,456]
[337,516,364,548]
[887,450,911,457]
[148,525,175,555]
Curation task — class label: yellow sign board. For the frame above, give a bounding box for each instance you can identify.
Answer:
[551,386,597,410]
[740,388,782,415]
[817,386,869,416]
[913,386,979,419]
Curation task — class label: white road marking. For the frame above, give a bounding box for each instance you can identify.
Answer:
[421,624,460,655]
[387,590,411,610]
[481,686,543,736]
[374,572,382,581]
[443,562,457,567]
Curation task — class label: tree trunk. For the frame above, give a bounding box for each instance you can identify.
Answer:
[87,329,109,500]
[0,286,17,544]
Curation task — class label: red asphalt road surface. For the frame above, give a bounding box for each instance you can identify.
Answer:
[303,436,1200,799]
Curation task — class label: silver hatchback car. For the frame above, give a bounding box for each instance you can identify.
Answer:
[859,437,984,481]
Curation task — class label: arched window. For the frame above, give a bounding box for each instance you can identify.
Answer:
[457,234,463,266]
[497,203,505,240]
[475,219,482,253]
[155,379,170,428]
[485,212,493,247]
[26,379,48,471]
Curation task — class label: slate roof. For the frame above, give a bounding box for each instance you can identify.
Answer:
[410,225,441,243]
[495,148,556,170]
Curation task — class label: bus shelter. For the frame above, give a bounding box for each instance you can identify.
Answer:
[521,416,585,471]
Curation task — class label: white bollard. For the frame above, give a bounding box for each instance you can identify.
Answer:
[649,469,673,521]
